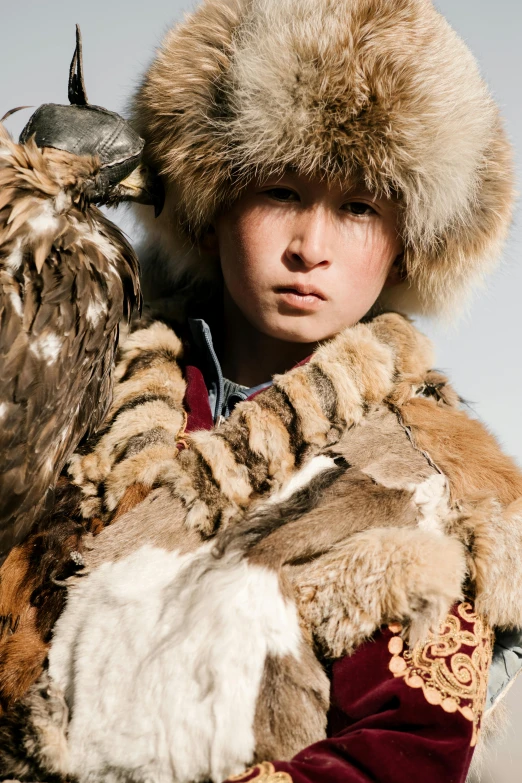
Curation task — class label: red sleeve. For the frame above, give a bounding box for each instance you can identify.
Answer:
[226,602,492,783]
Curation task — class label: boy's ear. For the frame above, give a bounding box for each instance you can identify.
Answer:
[384,254,406,288]
[199,224,219,257]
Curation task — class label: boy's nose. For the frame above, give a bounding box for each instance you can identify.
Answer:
[284,208,332,270]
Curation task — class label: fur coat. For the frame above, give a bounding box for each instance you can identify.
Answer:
[1,310,522,783]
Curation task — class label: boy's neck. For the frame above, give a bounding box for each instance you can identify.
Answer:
[220,293,316,388]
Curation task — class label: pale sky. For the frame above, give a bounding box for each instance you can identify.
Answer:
[1,3,522,780]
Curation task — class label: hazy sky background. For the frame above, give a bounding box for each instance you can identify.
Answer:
[1,2,521,780]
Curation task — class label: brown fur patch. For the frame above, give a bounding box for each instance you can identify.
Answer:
[68,319,187,521]
[401,397,522,506]
[292,527,466,659]
[0,481,93,708]
[253,645,329,762]
[82,487,202,573]
[111,482,151,522]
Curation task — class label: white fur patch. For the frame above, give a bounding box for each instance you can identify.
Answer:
[269,454,337,505]
[0,402,7,420]
[409,473,449,534]
[49,543,302,783]
[30,332,62,364]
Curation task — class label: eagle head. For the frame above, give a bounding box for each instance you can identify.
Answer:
[18,25,164,216]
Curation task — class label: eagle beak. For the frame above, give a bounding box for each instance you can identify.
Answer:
[117,164,165,217]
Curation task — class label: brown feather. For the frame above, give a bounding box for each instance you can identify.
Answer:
[0,124,141,561]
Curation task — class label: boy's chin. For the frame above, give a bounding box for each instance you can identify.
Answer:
[259,316,353,345]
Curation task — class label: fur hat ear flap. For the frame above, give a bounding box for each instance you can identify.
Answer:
[132,0,514,316]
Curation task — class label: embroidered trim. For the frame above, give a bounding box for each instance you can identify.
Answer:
[388,602,493,746]
[228,761,293,782]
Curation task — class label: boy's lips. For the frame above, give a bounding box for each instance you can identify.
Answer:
[275,284,327,311]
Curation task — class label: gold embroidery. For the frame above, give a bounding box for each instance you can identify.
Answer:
[228,761,293,782]
[388,602,493,746]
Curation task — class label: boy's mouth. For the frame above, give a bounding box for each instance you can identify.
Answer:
[275,285,326,311]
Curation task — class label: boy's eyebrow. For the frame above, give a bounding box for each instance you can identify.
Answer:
[341,185,377,200]
[345,185,400,204]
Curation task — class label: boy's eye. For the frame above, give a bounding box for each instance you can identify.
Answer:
[343,201,377,216]
[263,187,300,202]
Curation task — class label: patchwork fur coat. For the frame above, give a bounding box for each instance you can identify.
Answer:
[1,307,522,783]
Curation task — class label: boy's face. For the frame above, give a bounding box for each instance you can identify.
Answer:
[213,172,402,344]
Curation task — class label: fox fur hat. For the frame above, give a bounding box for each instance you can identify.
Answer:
[132,0,515,316]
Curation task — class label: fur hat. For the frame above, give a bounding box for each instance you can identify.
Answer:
[132,0,515,316]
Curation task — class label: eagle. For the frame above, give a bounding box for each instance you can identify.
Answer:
[0,28,160,561]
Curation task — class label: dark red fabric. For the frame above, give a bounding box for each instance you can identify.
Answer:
[183,364,214,432]
[227,604,490,783]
